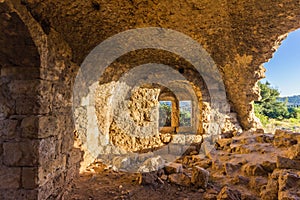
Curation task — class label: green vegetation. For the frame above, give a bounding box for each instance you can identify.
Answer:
[254,82,300,132]
[159,101,172,127]
[179,101,192,127]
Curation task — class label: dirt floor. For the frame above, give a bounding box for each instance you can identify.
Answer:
[62,130,300,200]
[63,162,209,200]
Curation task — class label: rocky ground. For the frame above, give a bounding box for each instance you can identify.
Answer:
[63,129,300,200]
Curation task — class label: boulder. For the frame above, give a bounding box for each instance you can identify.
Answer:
[191,166,210,189]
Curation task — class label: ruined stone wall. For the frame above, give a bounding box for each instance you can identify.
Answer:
[0,1,83,199]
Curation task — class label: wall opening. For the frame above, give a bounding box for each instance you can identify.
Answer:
[179,101,192,127]
[159,101,172,127]
[255,29,300,133]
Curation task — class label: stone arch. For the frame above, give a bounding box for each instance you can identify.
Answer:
[1,1,83,199]
[0,2,41,199]
[73,28,230,170]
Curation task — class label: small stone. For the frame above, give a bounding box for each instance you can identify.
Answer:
[112,156,131,170]
[160,174,168,181]
[191,166,209,189]
[138,172,158,185]
[138,156,165,172]
[164,162,183,174]
[223,162,242,175]
[168,173,191,187]
[217,186,241,200]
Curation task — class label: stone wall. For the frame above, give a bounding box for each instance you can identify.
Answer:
[0,1,83,199]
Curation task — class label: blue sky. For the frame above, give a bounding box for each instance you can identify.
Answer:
[263,29,300,97]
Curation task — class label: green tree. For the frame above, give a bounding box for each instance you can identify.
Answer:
[254,82,290,120]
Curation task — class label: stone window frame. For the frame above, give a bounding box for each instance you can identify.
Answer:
[158,92,195,134]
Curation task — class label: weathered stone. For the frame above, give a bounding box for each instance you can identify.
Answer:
[287,144,300,160]
[67,148,83,167]
[169,144,183,155]
[232,175,250,185]
[164,162,183,174]
[168,173,191,187]
[261,161,277,173]
[0,120,18,139]
[191,166,209,189]
[172,134,186,145]
[194,159,212,169]
[278,170,300,194]
[217,186,241,200]
[3,141,39,167]
[277,156,300,170]
[249,177,268,191]
[223,162,242,175]
[0,166,21,189]
[61,132,74,154]
[273,130,299,148]
[22,167,38,189]
[0,189,38,200]
[185,135,203,144]
[112,156,131,170]
[138,156,165,173]
[216,138,232,150]
[242,163,268,176]
[138,172,158,186]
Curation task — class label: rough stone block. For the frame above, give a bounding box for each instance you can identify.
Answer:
[38,155,67,186]
[3,141,39,166]
[172,134,186,144]
[169,144,183,156]
[217,186,241,200]
[138,172,158,185]
[67,148,83,167]
[0,189,38,200]
[185,135,202,144]
[15,97,51,115]
[191,166,209,189]
[242,163,268,176]
[38,116,58,138]
[164,162,183,174]
[39,137,57,166]
[168,173,191,187]
[0,166,21,189]
[65,165,78,184]
[277,156,300,170]
[287,144,300,160]
[61,132,74,154]
[0,120,18,139]
[8,80,39,98]
[154,146,169,156]
[22,167,38,189]
[21,116,38,138]
[1,66,39,80]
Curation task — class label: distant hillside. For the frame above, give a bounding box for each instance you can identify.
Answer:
[278,95,300,107]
